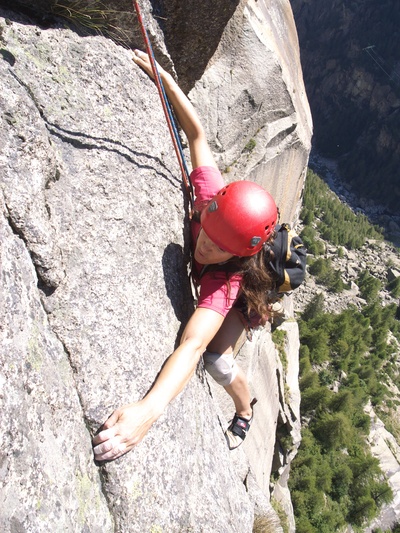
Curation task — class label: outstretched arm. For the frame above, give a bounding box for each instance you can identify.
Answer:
[92,307,224,461]
[92,54,223,461]
[132,50,217,171]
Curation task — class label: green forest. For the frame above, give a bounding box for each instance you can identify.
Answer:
[300,170,383,252]
[287,170,400,533]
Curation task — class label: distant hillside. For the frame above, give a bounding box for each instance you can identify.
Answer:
[290,0,400,214]
[291,169,400,533]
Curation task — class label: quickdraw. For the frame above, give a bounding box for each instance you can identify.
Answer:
[132,1,194,211]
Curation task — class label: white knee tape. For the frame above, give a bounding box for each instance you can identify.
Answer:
[203,351,238,387]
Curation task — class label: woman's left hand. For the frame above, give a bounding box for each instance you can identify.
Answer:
[132,49,162,79]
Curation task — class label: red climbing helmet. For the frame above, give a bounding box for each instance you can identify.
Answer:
[200,181,278,256]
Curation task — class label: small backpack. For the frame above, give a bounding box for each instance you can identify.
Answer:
[268,223,307,293]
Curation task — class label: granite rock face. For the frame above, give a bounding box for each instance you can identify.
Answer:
[190,0,312,223]
[1,196,113,532]
[0,2,311,531]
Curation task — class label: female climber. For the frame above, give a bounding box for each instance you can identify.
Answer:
[93,50,278,461]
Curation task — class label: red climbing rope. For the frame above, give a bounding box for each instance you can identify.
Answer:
[132,1,194,210]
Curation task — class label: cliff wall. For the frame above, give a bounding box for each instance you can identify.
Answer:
[290,0,400,215]
[0,2,311,531]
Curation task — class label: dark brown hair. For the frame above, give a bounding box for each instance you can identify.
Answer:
[196,238,276,320]
[236,244,276,318]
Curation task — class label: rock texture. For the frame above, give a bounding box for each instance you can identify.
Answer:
[0,1,311,531]
[1,203,113,531]
[0,0,242,90]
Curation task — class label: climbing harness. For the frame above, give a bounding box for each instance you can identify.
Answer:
[132,1,194,210]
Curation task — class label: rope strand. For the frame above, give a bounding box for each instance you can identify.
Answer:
[132,1,194,210]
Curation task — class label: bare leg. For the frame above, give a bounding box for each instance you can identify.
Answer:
[224,368,252,418]
[207,308,252,418]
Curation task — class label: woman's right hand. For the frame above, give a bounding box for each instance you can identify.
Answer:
[92,399,159,462]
